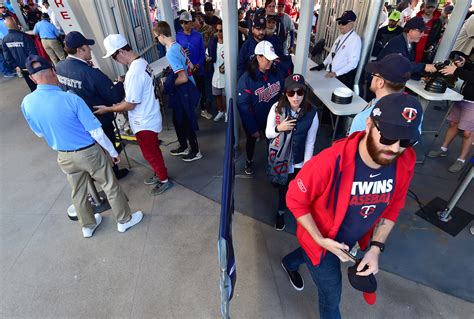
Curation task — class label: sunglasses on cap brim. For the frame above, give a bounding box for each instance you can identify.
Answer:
[372,119,418,148]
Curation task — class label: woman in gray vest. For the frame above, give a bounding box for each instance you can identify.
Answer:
[266,74,319,231]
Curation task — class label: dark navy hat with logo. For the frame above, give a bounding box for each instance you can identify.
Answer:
[404,17,428,31]
[365,54,411,83]
[348,261,377,305]
[65,31,95,49]
[336,10,357,23]
[370,93,423,141]
[285,74,306,91]
[253,15,267,29]
[25,55,53,75]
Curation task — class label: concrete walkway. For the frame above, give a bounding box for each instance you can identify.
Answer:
[1,76,473,318]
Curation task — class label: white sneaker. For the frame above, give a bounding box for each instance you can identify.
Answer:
[82,213,102,238]
[117,211,143,233]
[214,111,225,122]
[201,110,213,120]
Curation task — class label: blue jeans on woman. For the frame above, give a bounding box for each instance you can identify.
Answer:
[282,247,342,319]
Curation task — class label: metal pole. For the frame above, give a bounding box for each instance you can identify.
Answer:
[9,1,28,31]
[293,0,314,76]
[158,0,176,38]
[222,1,240,151]
[434,0,471,62]
[438,166,473,222]
[353,0,383,95]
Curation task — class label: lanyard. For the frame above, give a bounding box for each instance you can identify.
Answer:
[333,30,354,56]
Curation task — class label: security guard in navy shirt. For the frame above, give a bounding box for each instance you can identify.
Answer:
[2,17,38,91]
[55,31,129,179]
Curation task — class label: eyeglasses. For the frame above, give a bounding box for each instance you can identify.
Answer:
[372,120,418,147]
[371,73,383,80]
[180,20,191,25]
[111,50,120,60]
[216,29,223,33]
[286,89,305,97]
[338,21,350,26]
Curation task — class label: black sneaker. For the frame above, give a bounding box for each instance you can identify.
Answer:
[170,146,189,156]
[144,175,160,185]
[114,168,129,180]
[244,161,253,175]
[151,180,173,195]
[281,261,304,291]
[275,213,285,231]
[182,151,203,162]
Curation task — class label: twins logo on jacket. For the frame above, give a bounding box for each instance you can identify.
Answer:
[255,81,281,103]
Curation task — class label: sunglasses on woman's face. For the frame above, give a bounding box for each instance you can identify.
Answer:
[372,120,418,148]
[112,50,120,60]
[286,89,305,97]
[216,29,223,33]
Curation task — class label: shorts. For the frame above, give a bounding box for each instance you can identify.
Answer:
[447,100,474,132]
[212,86,225,96]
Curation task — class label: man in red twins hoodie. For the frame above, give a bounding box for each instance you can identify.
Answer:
[280,93,423,319]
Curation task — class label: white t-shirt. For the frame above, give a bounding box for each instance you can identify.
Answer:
[124,58,162,134]
[212,42,226,89]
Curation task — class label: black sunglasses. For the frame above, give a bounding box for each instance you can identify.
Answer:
[372,120,418,148]
[216,29,223,33]
[180,20,191,24]
[112,50,120,60]
[338,21,350,26]
[286,89,305,97]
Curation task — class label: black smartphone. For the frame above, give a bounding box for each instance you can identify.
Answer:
[340,249,357,263]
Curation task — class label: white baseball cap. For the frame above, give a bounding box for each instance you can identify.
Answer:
[254,41,279,61]
[103,34,128,58]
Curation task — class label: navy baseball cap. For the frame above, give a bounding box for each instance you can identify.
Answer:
[336,10,357,23]
[204,2,213,11]
[253,16,266,29]
[65,31,95,49]
[25,55,53,75]
[365,54,411,83]
[370,93,423,141]
[285,74,306,91]
[348,261,377,305]
[404,17,428,31]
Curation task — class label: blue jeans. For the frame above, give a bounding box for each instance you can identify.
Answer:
[283,247,342,319]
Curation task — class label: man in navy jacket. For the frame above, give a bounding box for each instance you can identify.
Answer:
[377,17,436,77]
[55,31,129,179]
[2,17,37,91]
[238,15,284,79]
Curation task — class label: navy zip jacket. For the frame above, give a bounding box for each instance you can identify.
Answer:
[292,108,317,164]
[2,29,37,69]
[237,35,284,78]
[377,33,425,76]
[55,57,125,125]
[176,30,206,77]
[163,71,200,131]
[237,67,284,135]
[207,35,218,74]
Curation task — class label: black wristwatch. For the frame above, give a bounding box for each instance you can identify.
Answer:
[275,126,279,133]
[370,241,385,252]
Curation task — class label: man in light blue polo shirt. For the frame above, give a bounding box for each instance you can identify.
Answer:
[349,54,411,135]
[33,13,65,65]
[21,55,143,238]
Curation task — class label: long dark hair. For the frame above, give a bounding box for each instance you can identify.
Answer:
[248,55,278,80]
[275,86,313,116]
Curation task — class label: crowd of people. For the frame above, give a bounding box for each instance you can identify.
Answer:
[2,0,473,318]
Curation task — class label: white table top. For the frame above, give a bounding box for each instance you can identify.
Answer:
[303,58,368,116]
[406,79,464,102]
[150,57,169,76]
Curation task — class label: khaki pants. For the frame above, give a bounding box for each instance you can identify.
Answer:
[41,39,66,65]
[57,144,131,227]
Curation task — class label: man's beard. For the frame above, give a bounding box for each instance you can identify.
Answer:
[366,129,403,166]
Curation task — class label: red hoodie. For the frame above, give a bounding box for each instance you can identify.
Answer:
[286,131,416,266]
[415,9,441,63]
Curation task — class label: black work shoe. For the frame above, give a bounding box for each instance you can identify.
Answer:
[115,168,129,180]
[275,213,285,231]
[281,261,304,291]
[244,160,253,175]
[182,151,203,162]
[170,146,189,156]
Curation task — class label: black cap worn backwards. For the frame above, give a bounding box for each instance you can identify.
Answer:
[25,55,53,75]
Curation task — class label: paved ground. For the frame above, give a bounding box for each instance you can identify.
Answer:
[1,76,473,318]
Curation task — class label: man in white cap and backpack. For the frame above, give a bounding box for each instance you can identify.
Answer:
[94,34,173,196]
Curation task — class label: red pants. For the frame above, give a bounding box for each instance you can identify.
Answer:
[135,130,168,181]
